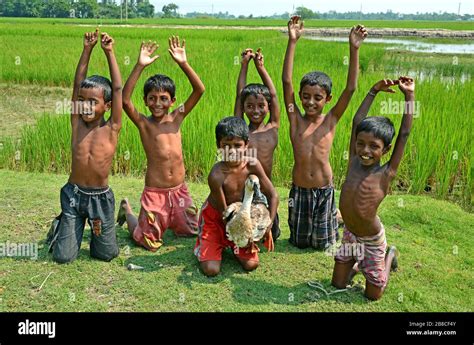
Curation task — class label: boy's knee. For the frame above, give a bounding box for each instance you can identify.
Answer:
[241,260,259,272]
[331,279,347,290]
[295,242,310,249]
[289,237,310,249]
[53,250,77,264]
[365,285,384,301]
[200,261,220,277]
[91,248,119,262]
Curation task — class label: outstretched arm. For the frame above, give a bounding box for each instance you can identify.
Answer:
[123,41,159,127]
[168,36,205,122]
[349,79,398,158]
[387,77,415,176]
[254,49,280,128]
[72,29,98,126]
[234,48,254,117]
[101,33,122,130]
[282,16,304,131]
[329,25,367,123]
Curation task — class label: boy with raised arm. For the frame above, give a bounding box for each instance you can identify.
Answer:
[46,30,122,263]
[234,48,281,240]
[282,16,367,250]
[332,76,415,300]
[194,117,279,277]
[117,37,205,251]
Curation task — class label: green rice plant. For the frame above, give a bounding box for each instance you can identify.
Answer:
[0,22,471,209]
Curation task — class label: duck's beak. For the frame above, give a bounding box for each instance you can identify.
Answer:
[253,182,260,193]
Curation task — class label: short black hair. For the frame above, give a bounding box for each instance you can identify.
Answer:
[144,74,176,98]
[241,83,271,107]
[80,75,112,102]
[215,116,249,146]
[300,71,332,96]
[356,116,395,148]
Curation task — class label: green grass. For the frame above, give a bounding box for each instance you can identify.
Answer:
[1,17,474,30]
[0,169,472,312]
[0,22,472,208]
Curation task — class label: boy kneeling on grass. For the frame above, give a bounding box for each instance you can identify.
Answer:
[117,36,205,251]
[332,76,415,300]
[194,117,279,277]
[46,30,122,263]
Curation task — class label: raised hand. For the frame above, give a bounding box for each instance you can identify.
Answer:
[372,79,399,93]
[100,32,114,52]
[398,76,415,95]
[254,48,264,68]
[349,24,368,49]
[138,41,159,67]
[241,48,255,65]
[84,28,99,49]
[288,15,304,41]
[168,35,187,65]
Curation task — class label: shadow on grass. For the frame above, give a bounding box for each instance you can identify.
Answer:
[227,277,367,306]
[116,227,366,306]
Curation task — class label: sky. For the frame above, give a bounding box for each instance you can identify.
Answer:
[149,0,474,16]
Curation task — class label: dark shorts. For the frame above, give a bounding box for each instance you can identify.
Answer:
[288,184,339,250]
[46,183,119,263]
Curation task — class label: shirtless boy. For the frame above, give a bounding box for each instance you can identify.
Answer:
[46,30,122,263]
[282,16,367,249]
[194,117,278,276]
[117,37,205,251]
[332,77,415,300]
[234,48,281,240]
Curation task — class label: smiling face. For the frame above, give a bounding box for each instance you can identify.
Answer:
[77,87,109,123]
[299,84,332,116]
[243,94,269,126]
[355,131,391,166]
[144,89,176,118]
[218,136,248,167]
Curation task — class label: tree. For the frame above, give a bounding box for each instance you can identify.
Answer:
[72,0,99,18]
[136,0,154,18]
[295,6,319,19]
[42,0,72,18]
[162,3,179,18]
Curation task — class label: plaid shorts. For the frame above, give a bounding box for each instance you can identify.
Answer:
[288,184,339,250]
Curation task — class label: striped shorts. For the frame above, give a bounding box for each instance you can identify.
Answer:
[288,184,339,250]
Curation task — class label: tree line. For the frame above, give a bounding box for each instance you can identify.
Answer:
[0,1,472,21]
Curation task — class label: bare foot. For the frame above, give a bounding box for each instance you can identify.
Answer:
[386,246,399,272]
[116,198,131,226]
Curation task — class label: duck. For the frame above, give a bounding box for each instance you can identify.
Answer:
[223,175,274,252]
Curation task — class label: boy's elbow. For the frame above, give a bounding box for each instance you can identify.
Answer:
[346,86,356,94]
[400,129,411,138]
[122,100,133,112]
[113,85,122,93]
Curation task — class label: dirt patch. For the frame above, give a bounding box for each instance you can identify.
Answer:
[0,83,70,139]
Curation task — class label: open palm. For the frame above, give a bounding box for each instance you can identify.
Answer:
[168,36,187,65]
[349,25,368,49]
[84,29,99,48]
[138,41,159,66]
[288,16,304,41]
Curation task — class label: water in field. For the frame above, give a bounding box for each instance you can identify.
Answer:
[305,36,474,54]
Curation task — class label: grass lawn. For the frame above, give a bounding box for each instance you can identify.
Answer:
[0,169,472,312]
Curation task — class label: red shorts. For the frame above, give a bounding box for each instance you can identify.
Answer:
[132,183,198,251]
[194,200,259,262]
